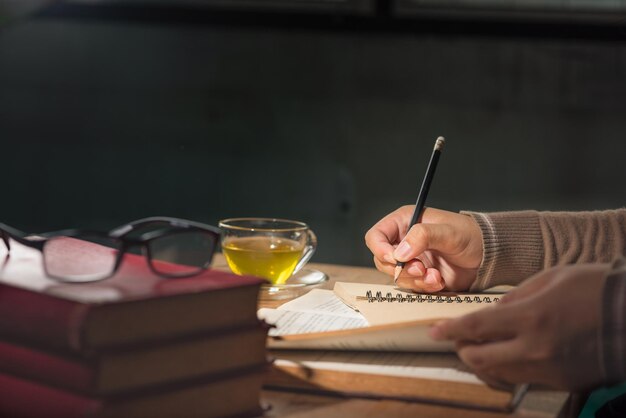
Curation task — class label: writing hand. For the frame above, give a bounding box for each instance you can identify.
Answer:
[429,263,611,390]
[365,206,483,292]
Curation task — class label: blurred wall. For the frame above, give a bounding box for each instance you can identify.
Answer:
[1,15,625,266]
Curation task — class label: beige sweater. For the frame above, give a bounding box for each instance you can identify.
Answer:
[463,209,626,384]
[463,209,626,290]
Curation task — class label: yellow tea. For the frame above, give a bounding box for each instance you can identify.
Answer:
[222,236,304,284]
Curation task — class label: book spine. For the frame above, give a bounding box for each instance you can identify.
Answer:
[0,366,269,418]
[0,323,270,396]
[0,284,87,351]
[0,373,98,418]
[0,341,96,393]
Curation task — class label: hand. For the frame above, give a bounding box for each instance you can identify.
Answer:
[429,263,611,391]
[364,206,483,292]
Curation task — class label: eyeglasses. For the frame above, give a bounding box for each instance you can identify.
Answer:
[0,217,221,283]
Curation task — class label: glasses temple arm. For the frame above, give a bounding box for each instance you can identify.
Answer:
[110,217,221,238]
[1,231,10,252]
[0,224,47,252]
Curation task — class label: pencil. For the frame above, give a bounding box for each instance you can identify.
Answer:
[393,136,445,283]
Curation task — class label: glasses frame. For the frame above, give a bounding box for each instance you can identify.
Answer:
[0,217,221,282]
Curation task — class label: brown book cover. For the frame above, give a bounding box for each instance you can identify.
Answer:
[266,350,526,412]
[0,241,265,352]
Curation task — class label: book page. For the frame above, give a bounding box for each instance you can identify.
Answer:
[258,289,368,337]
[267,319,452,351]
[273,350,482,385]
[277,289,364,318]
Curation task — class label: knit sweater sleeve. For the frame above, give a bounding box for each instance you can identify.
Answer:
[461,209,626,290]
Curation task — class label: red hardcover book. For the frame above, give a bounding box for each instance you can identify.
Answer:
[0,241,264,352]
[0,324,268,395]
[0,367,266,418]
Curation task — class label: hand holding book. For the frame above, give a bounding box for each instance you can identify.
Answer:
[430,263,611,391]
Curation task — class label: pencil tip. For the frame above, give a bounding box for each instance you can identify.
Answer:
[393,265,403,284]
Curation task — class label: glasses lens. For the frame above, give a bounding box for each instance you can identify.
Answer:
[43,235,121,282]
[148,230,216,276]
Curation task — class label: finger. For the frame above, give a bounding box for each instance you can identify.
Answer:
[499,271,553,304]
[366,235,397,265]
[374,257,427,279]
[365,219,404,264]
[365,205,420,262]
[429,305,518,342]
[472,370,517,392]
[395,268,445,293]
[421,268,445,292]
[471,358,564,389]
[373,256,396,276]
[484,362,556,388]
[392,223,457,263]
[405,259,427,276]
[456,339,523,373]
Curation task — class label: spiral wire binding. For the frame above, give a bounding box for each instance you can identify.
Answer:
[364,291,500,304]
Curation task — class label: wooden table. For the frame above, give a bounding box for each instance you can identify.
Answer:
[213,255,580,418]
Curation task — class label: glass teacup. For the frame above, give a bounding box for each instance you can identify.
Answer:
[218,218,317,285]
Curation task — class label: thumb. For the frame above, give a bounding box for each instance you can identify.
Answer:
[392,223,456,262]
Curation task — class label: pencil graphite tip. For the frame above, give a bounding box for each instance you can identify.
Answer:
[434,136,445,151]
[393,265,403,284]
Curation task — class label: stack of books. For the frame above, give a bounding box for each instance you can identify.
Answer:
[0,241,267,418]
[261,283,526,412]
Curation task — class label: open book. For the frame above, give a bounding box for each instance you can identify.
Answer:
[260,283,523,411]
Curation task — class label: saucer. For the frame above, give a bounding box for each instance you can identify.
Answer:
[260,268,329,301]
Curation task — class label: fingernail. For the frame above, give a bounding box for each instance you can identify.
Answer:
[383,253,395,264]
[424,274,438,285]
[428,325,443,340]
[393,241,411,261]
[407,263,423,276]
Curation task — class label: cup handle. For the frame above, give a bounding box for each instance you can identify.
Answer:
[292,229,317,275]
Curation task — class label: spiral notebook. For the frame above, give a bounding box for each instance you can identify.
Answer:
[333,282,504,327]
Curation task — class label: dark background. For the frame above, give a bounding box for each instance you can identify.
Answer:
[1,0,625,267]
